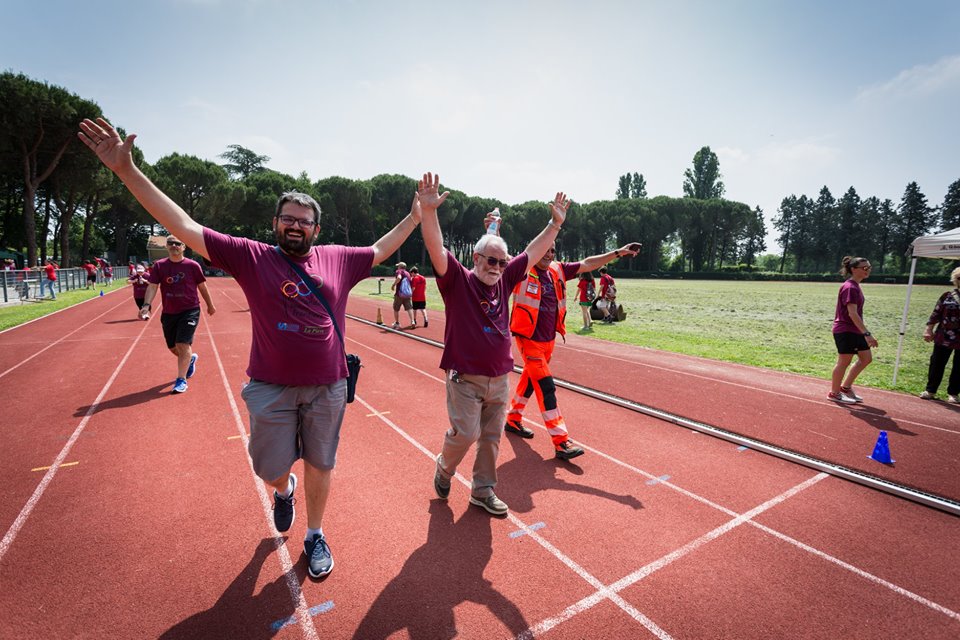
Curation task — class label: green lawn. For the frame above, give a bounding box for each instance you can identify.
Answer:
[0,280,130,332]
[362,276,947,395]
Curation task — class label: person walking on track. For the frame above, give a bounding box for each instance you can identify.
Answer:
[80,116,426,580]
[410,266,429,327]
[920,266,960,403]
[829,255,878,404]
[504,241,640,460]
[419,172,567,516]
[141,234,216,393]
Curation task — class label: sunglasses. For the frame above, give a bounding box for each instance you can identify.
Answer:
[166,241,184,247]
[477,253,509,268]
[277,214,317,229]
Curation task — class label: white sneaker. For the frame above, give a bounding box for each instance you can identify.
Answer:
[949,394,959,404]
[919,390,935,400]
[828,391,857,405]
[840,386,863,402]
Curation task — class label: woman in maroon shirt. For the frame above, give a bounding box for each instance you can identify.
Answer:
[920,266,960,403]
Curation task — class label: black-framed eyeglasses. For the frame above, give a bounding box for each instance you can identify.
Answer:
[166,241,184,247]
[477,253,509,268]
[277,214,317,229]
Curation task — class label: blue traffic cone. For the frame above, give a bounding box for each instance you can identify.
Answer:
[99,289,104,297]
[868,431,895,465]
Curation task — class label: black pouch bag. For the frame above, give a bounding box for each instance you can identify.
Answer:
[345,353,361,403]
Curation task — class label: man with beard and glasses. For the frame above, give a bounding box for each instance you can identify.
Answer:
[417,171,568,516]
[141,234,216,393]
[80,117,428,580]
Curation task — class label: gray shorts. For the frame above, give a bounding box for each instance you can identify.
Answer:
[241,378,348,480]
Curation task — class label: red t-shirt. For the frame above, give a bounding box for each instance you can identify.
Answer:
[411,274,428,302]
[82,263,97,276]
[600,274,615,299]
[44,264,57,281]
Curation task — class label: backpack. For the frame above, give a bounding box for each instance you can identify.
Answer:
[586,282,596,300]
[604,282,617,300]
[399,276,413,298]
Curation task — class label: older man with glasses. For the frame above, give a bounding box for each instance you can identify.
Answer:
[80,117,429,581]
[418,172,568,515]
[141,235,216,394]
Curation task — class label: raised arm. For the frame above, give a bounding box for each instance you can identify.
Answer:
[578,242,641,273]
[78,118,208,259]
[417,173,450,277]
[523,192,569,263]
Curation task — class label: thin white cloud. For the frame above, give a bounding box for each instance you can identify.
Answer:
[856,54,960,101]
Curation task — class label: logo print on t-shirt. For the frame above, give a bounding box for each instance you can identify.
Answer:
[280,274,324,298]
[164,272,186,284]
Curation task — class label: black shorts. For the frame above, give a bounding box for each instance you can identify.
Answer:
[86,274,97,283]
[412,300,426,310]
[834,331,869,355]
[135,297,145,309]
[161,308,201,348]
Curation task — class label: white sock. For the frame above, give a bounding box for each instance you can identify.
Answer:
[306,527,323,541]
[279,476,294,498]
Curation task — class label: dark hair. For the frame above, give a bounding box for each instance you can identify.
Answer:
[410,266,419,274]
[275,192,322,223]
[599,267,608,274]
[840,256,869,277]
[579,271,594,281]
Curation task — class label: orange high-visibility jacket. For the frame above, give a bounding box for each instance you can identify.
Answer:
[510,262,567,339]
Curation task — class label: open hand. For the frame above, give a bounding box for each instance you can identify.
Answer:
[417,173,449,212]
[78,118,136,174]
[549,192,570,226]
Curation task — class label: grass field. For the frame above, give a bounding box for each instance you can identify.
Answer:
[0,280,130,332]
[368,276,950,395]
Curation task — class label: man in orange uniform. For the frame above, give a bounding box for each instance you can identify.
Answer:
[505,241,640,459]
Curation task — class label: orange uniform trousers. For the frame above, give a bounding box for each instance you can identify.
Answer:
[506,336,568,446]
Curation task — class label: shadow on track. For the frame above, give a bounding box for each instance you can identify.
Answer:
[497,435,644,514]
[846,406,917,436]
[159,538,305,640]
[352,500,528,639]
[73,383,172,417]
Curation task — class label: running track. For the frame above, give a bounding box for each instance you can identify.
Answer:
[0,279,957,639]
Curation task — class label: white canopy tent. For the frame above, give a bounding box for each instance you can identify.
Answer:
[893,226,960,383]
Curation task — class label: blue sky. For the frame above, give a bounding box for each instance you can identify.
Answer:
[4,1,959,250]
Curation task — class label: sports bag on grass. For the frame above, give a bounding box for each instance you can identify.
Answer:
[274,247,361,402]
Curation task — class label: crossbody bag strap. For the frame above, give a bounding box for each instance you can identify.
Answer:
[274,246,347,358]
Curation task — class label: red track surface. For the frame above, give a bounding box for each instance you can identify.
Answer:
[1,278,958,639]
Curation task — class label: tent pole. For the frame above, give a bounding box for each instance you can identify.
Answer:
[893,256,918,385]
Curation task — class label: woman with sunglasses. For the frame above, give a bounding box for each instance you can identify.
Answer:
[829,256,878,404]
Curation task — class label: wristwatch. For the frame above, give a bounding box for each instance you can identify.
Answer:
[863,331,871,337]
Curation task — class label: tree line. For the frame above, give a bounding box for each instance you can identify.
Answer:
[2,71,957,274]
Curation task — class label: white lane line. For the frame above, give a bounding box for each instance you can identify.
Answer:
[0,298,130,380]
[352,393,676,640]
[202,317,319,640]
[520,474,828,639]
[0,313,150,564]
[0,287,126,336]
[749,518,960,621]
[350,328,960,629]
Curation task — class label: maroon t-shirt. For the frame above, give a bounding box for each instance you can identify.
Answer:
[203,228,373,386]
[832,279,865,334]
[129,272,150,298]
[436,250,530,377]
[529,262,581,342]
[147,258,206,315]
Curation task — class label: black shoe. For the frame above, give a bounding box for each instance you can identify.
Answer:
[424,320,429,327]
[504,419,534,439]
[433,455,450,500]
[305,533,334,578]
[272,473,297,532]
[555,440,585,460]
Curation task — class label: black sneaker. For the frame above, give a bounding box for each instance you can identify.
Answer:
[304,533,334,578]
[272,473,297,532]
[555,440,585,460]
[504,419,534,439]
[433,455,450,500]
[424,320,429,327]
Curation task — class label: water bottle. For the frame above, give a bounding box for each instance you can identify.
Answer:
[486,208,501,235]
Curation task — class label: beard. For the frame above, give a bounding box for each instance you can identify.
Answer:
[276,228,314,256]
